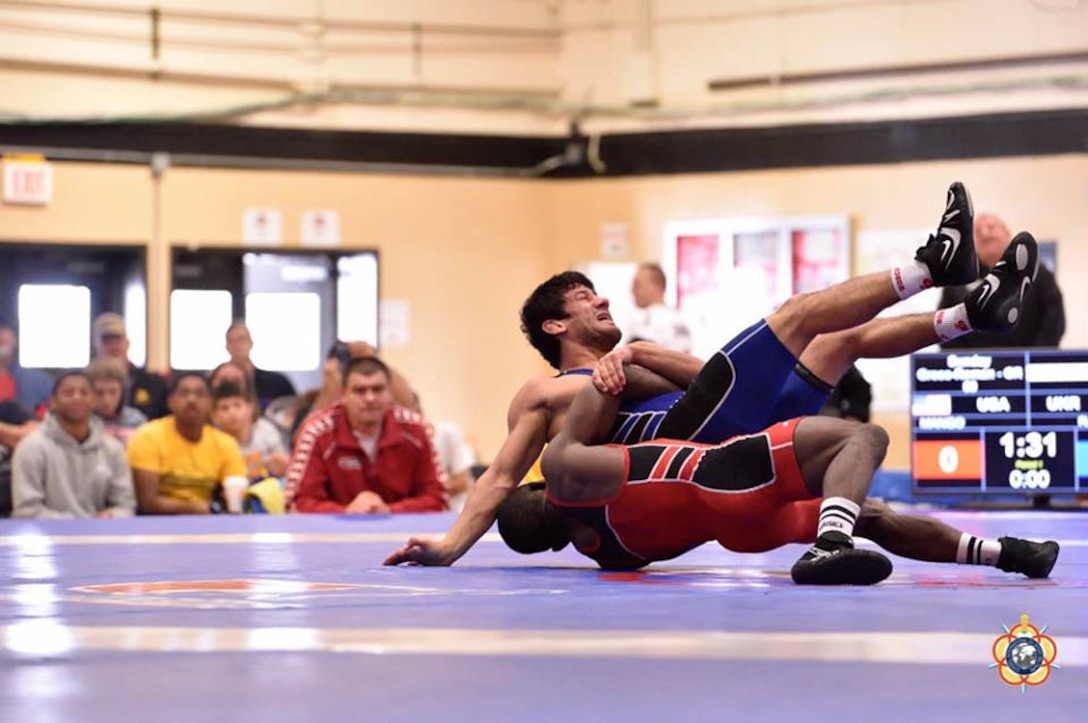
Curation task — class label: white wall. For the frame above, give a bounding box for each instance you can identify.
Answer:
[1,0,1085,134]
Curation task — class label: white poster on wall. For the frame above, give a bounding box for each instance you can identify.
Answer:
[242,208,283,246]
[302,210,341,247]
[600,223,630,259]
[379,300,411,348]
[2,156,53,205]
[854,229,941,412]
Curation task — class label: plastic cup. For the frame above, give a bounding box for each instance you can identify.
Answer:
[223,476,250,514]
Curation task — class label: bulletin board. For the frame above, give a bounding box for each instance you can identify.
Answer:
[662,215,850,360]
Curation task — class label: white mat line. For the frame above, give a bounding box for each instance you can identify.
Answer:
[0,532,505,545]
[0,624,1082,666]
[0,533,1083,547]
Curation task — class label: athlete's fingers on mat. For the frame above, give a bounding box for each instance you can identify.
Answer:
[383,542,421,565]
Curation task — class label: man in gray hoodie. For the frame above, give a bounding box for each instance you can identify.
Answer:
[12,371,135,519]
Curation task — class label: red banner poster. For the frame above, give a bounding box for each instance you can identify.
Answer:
[676,234,720,310]
[792,228,846,294]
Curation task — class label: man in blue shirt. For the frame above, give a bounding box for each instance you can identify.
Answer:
[0,320,53,416]
[0,399,36,516]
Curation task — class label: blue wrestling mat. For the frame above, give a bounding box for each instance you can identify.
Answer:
[0,512,1084,722]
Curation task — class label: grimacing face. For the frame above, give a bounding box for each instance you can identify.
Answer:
[558,285,621,349]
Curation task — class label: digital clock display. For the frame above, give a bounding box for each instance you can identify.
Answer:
[911,350,1088,494]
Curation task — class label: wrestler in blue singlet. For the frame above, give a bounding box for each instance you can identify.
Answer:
[570,320,834,445]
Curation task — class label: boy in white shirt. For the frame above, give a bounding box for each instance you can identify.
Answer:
[211,381,288,482]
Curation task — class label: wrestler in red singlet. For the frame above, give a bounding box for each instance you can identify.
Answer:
[546,418,820,570]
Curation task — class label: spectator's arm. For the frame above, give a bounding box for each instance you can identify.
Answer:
[444,469,472,497]
[132,469,209,514]
[262,422,291,477]
[386,369,416,410]
[388,428,448,513]
[0,419,37,449]
[11,437,72,519]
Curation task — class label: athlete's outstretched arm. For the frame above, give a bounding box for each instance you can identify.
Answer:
[383,384,549,566]
[595,341,703,396]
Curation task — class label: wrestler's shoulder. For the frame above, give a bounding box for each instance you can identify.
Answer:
[511,373,587,408]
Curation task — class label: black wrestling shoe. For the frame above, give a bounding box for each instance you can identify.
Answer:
[965,231,1040,334]
[914,182,978,286]
[996,537,1059,579]
[790,542,893,585]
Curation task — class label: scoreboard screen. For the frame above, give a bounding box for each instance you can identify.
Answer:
[910,350,1088,494]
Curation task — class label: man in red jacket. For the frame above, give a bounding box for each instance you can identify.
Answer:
[287,357,446,514]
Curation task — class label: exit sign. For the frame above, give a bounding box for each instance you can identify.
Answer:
[3,157,53,205]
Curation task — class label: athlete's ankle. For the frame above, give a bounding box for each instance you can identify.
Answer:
[815,530,853,552]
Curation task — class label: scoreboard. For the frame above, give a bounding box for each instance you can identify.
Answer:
[910,350,1088,494]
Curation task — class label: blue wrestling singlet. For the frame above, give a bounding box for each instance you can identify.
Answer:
[610,321,833,445]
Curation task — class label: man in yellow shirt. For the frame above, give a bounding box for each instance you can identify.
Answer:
[127,372,246,514]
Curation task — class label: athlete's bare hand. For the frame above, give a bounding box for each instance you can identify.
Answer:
[593,347,633,395]
[383,537,456,566]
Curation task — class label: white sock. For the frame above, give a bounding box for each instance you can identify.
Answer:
[956,534,1002,566]
[934,303,973,342]
[817,497,861,541]
[890,260,933,300]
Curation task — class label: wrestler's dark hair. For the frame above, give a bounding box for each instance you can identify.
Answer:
[520,271,595,370]
[496,482,571,554]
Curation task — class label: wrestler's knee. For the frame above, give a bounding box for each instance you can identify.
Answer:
[852,422,889,465]
[766,293,822,354]
[768,293,810,331]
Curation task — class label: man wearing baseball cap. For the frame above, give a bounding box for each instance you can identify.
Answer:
[92,312,169,420]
